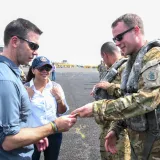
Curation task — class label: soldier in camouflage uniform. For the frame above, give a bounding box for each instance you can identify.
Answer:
[90,42,130,160]
[19,65,26,84]
[97,60,107,80]
[72,13,160,160]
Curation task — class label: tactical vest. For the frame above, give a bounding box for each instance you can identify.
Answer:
[121,40,160,160]
[94,58,127,100]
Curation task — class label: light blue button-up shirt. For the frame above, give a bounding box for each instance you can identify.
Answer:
[0,56,33,160]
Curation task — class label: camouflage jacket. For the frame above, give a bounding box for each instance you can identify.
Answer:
[93,43,160,159]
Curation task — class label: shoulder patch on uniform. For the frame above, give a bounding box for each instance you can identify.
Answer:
[146,70,157,81]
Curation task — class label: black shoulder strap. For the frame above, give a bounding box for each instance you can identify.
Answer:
[103,57,128,82]
[112,57,128,70]
[142,108,160,160]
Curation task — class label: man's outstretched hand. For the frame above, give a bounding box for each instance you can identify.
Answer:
[71,103,94,118]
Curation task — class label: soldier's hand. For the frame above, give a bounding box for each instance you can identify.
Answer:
[55,115,77,132]
[90,85,96,96]
[71,103,94,118]
[105,131,117,154]
[95,81,111,90]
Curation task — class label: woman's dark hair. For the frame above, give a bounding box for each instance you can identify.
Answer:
[25,67,35,82]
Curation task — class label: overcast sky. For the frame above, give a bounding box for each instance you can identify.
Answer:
[0,0,160,65]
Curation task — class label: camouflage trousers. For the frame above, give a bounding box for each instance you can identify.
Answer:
[127,129,160,160]
[100,126,131,160]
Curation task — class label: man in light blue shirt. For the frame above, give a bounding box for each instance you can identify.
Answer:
[0,18,77,160]
[0,56,33,159]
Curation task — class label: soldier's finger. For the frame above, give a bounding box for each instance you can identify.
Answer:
[108,144,116,154]
[71,108,82,115]
[105,139,109,152]
[95,84,101,88]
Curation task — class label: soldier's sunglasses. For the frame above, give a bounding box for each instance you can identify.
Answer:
[113,27,134,43]
[16,36,39,51]
[37,65,52,72]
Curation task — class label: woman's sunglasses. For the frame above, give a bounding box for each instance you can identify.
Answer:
[16,36,39,51]
[37,66,52,72]
[113,27,134,43]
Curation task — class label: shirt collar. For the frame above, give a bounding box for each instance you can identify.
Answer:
[30,78,53,88]
[0,55,20,76]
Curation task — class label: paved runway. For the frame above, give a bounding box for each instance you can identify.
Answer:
[24,67,101,160]
[56,68,100,160]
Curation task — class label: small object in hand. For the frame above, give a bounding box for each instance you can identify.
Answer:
[74,113,80,117]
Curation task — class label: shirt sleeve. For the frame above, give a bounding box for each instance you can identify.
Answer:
[107,120,127,139]
[0,80,21,144]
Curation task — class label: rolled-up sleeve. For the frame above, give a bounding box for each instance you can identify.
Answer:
[0,80,21,144]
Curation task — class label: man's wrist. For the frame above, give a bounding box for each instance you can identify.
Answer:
[50,121,58,133]
[111,129,119,140]
[56,99,63,103]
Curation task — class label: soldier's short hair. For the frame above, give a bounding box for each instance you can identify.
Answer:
[4,18,43,46]
[101,42,119,55]
[111,13,144,35]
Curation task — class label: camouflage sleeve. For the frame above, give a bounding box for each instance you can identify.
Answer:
[106,83,122,98]
[94,72,160,123]
[107,120,127,139]
[93,89,160,123]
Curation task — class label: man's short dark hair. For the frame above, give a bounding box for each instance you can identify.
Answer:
[4,18,43,46]
[101,42,119,55]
